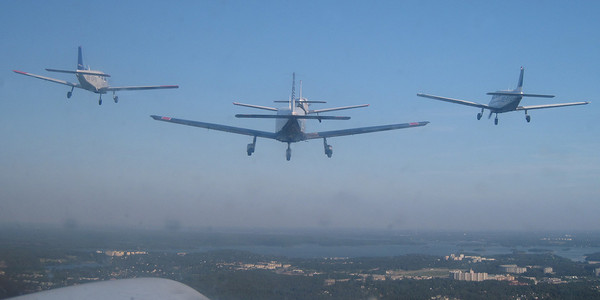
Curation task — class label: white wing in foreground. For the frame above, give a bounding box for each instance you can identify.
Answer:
[9,278,209,300]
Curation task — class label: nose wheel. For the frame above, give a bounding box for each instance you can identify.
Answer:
[494,114,498,125]
[525,110,531,123]
[113,93,119,103]
[67,87,74,99]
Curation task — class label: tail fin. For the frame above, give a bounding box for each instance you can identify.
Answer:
[515,66,524,92]
[290,72,296,110]
[77,46,84,70]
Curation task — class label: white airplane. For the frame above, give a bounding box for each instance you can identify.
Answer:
[152,73,429,161]
[13,46,179,105]
[417,67,589,125]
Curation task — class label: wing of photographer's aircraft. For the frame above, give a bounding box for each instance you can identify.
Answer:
[8,278,209,300]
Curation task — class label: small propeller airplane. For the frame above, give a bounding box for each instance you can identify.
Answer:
[417,67,589,125]
[13,46,179,105]
[152,73,429,161]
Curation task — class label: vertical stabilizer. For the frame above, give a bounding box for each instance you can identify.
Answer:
[290,72,296,110]
[515,66,524,92]
[77,46,84,70]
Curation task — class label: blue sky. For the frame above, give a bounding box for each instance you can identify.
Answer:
[0,1,598,231]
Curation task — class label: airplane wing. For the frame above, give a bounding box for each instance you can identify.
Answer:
[13,70,80,88]
[516,101,590,111]
[308,104,369,114]
[233,102,278,111]
[9,278,210,300]
[104,85,179,91]
[304,121,429,139]
[151,115,278,139]
[417,93,491,109]
[235,114,350,120]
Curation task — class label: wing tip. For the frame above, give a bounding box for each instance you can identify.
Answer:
[13,70,27,75]
[150,115,171,121]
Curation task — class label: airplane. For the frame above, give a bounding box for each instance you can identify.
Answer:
[151,73,429,161]
[417,67,590,125]
[13,46,179,105]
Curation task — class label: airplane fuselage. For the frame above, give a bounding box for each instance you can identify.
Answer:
[76,71,109,94]
[488,91,523,113]
[275,106,307,143]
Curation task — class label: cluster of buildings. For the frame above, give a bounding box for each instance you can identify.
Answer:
[98,250,148,257]
[445,253,496,263]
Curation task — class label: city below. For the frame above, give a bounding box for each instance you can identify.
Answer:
[1,225,600,299]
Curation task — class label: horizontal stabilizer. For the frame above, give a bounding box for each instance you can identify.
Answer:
[235,114,350,120]
[309,104,369,114]
[46,68,111,77]
[233,102,278,111]
[487,92,554,98]
[274,100,327,103]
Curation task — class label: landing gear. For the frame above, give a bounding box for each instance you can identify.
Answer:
[113,92,119,103]
[286,143,292,161]
[494,114,498,125]
[98,95,102,105]
[67,87,74,99]
[323,138,333,158]
[477,108,483,120]
[247,136,256,156]
[525,110,531,123]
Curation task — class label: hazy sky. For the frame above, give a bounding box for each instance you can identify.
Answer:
[0,1,598,231]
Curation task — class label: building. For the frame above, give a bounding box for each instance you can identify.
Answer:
[499,264,527,274]
[450,270,488,281]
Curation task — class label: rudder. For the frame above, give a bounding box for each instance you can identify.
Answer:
[77,46,84,70]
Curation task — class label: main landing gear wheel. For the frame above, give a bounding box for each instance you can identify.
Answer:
[494,116,498,125]
[98,98,102,105]
[286,143,292,161]
[247,136,256,156]
[67,86,74,99]
[323,138,333,158]
[477,112,482,120]
[526,115,531,123]
[113,95,119,103]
